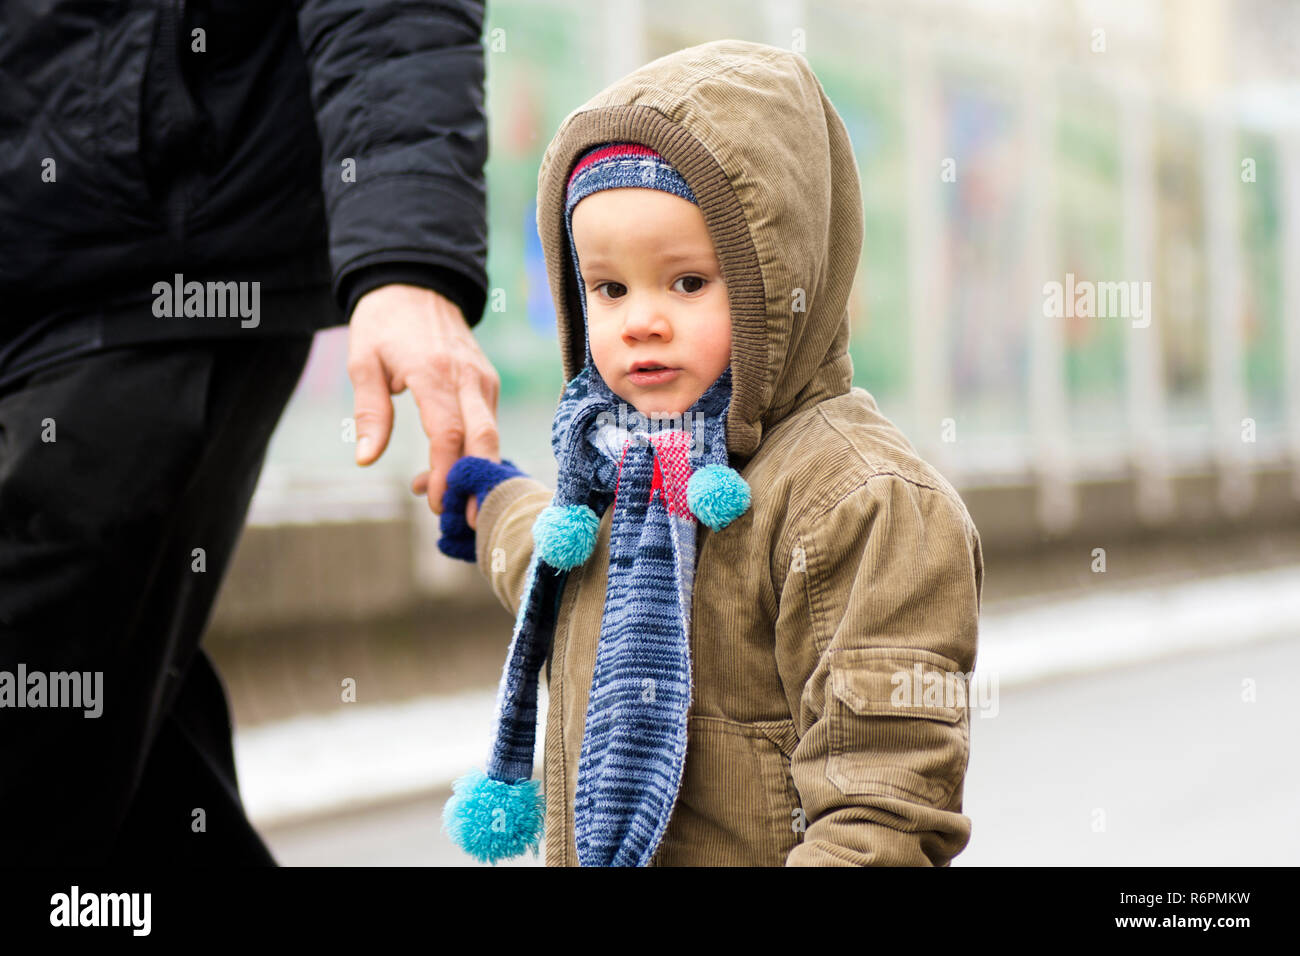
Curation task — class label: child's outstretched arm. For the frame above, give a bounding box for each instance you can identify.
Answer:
[435,455,555,618]
[774,473,983,867]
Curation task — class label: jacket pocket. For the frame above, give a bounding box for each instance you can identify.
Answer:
[652,716,802,865]
[752,718,805,854]
[825,648,969,809]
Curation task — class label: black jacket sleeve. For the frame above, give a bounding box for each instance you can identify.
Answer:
[293,0,489,327]
[339,262,483,326]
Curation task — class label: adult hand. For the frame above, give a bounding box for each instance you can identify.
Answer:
[348,283,500,515]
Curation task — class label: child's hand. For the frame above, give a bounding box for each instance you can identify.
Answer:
[430,456,528,563]
[412,471,478,529]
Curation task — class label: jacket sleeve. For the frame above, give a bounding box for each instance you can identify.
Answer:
[775,474,983,866]
[292,0,489,326]
[473,475,556,618]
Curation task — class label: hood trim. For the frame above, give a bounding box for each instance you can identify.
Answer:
[538,105,769,462]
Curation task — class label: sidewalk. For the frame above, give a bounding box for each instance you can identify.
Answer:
[259,629,1300,866]
[234,562,1300,829]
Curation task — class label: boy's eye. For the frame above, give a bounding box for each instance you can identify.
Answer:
[673,276,706,294]
[594,281,626,299]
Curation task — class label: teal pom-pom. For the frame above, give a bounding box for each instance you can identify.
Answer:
[687,464,752,531]
[532,503,599,569]
[442,768,546,864]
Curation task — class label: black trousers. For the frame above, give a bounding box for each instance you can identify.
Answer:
[0,335,314,865]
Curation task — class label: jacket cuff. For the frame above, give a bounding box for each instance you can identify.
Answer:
[339,262,485,328]
[474,475,553,574]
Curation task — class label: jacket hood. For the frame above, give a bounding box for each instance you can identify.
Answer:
[537,39,863,463]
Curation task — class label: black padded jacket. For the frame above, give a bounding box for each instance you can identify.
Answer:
[0,0,489,362]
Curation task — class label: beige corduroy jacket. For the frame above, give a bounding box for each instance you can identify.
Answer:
[473,39,983,866]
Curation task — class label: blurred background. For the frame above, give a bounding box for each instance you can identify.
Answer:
[211,0,1300,864]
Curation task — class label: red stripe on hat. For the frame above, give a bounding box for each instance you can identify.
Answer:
[567,143,663,191]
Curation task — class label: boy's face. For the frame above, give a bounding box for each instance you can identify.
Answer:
[571,188,731,418]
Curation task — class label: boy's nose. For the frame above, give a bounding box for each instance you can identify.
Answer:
[620,297,674,342]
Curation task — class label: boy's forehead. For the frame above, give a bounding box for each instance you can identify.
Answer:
[572,186,696,216]
[571,189,715,251]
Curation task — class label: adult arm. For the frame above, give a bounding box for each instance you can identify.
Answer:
[293,0,496,511]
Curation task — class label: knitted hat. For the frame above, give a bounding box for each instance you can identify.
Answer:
[442,143,752,866]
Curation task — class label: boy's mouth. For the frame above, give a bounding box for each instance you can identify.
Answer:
[627,365,680,386]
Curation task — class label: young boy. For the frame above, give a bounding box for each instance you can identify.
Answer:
[433,38,983,867]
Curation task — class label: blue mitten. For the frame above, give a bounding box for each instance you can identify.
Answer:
[437,457,528,562]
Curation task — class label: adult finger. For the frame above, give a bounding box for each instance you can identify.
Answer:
[459,370,500,463]
[431,373,499,516]
[347,351,394,466]
[409,363,499,514]
[412,470,479,528]
[403,367,463,515]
